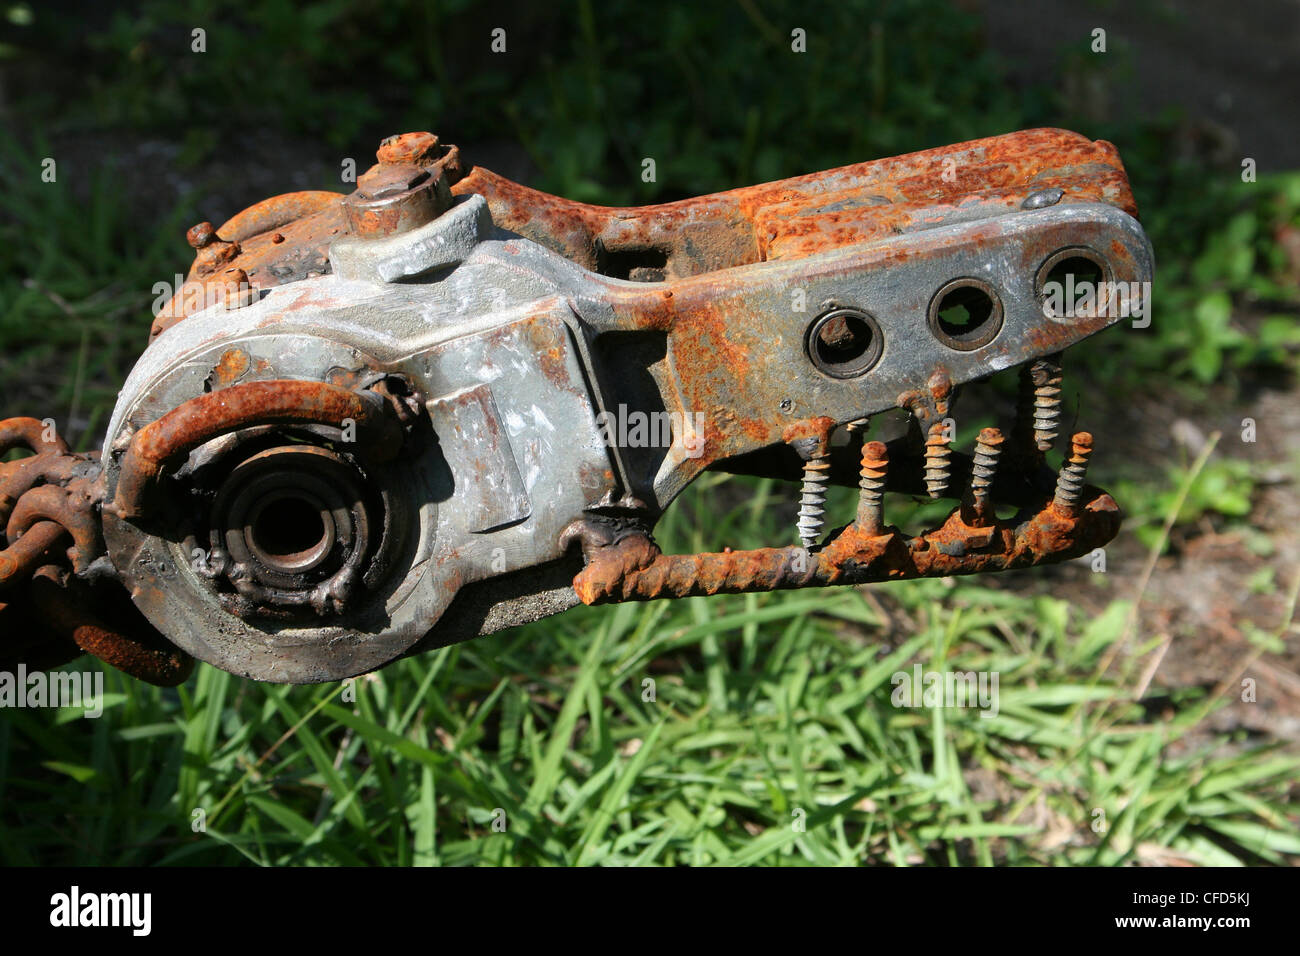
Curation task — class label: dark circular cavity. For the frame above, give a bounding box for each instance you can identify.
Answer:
[806,308,883,378]
[1035,247,1112,319]
[927,278,1004,351]
[245,491,334,573]
[208,444,372,605]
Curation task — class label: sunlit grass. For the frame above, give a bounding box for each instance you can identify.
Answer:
[1,465,1295,866]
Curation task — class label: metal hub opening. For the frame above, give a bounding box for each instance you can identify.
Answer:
[928,277,1004,351]
[245,492,335,574]
[1035,247,1112,319]
[205,442,378,617]
[807,308,883,378]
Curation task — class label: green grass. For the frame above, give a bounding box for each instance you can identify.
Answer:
[1,470,1296,866]
[0,135,196,439]
[2,0,1299,866]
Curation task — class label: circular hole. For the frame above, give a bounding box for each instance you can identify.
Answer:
[1036,248,1111,319]
[927,278,1003,350]
[806,308,883,378]
[247,494,332,571]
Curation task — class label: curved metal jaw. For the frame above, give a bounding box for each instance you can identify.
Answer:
[0,128,1152,684]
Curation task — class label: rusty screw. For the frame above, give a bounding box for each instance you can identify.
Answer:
[924,420,953,498]
[795,447,831,549]
[1017,354,1063,452]
[222,268,252,310]
[969,427,1004,522]
[1052,432,1093,516]
[856,440,889,535]
[186,221,241,277]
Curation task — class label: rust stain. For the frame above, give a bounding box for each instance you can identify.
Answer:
[113,380,405,522]
[28,566,193,686]
[573,485,1121,604]
[453,128,1137,280]
[209,348,251,389]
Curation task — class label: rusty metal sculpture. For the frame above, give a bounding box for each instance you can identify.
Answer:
[0,129,1152,684]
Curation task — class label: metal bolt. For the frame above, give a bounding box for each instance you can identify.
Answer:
[356,163,431,201]
[1016,354,1063,452]
[222,268,251,310]
[969,426,1004,522]
[343,161,450,239]
[1022,187,1064,209]
[186,221,241,276]
[187,221,216,249]
[377,131,442,166]
[796,449,831,549]
[1052,432,1093,516]
[924,420,952,498]
[856,440,888,535]
[1031,356,1063,451]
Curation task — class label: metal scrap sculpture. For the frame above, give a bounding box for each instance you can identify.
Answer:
[0,129,1152,684]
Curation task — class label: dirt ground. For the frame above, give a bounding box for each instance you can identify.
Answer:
[972,0,1300,744]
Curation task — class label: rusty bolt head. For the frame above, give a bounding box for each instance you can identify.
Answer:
[188,223,241,277]
[342,162,451,240]
[356,163,431,201]
[187,221,216,249]
[222,268,252,309]
[377,131,442,166]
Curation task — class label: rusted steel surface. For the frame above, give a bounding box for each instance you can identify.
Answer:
[149,132,466,341]
[572,434,1120,605]
[0,417,193,683]
[377,130,465,181]
[342,162,452,239]
[112,379,405,522]
[0,520,66,588]
[150,128,1133,335]
[0,416,68,456]
[452,127,1136,277]
[2,127,1150,685]
[218,190,341,244]
[29,566,193,687]
[6,483,102,573]
[0,419,97,580]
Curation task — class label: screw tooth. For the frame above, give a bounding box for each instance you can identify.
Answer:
[856,441,888,535]
[843,417,869,438]
[970,426,1004,518]
[1031,356,1063,451]
[1015,355,1063,452]
[1052,432,1093,515]
[796,452,831,548]
[924,421,952,498]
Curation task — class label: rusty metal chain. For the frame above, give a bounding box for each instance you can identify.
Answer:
[0,418,193,685]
